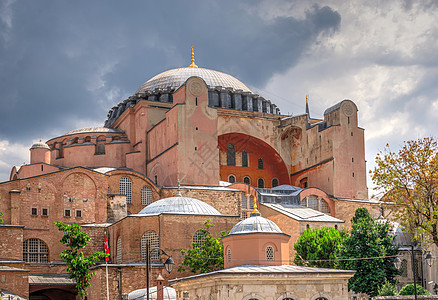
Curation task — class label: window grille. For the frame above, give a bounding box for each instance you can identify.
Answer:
[243,176,251,185]
[116,237,122,264]
[141,231,160,262]
[119,177,132,204]
[64,209,71,217]
[306,195,318,210]
[266,246,274,261]
[227,144,235,166]
[192,230,206,248]
[401,259,408,277]
[272,178,279,188]
[141,186,152,206]
[227,249,231,263]
[41,208,48,216]
[75,210,82,218]
[31,208,37,216]
[241,194,247,209]
[258,158,263,169]
[320,200,330,214]
[242,150,248,167]
[23,238,48,263]
[257,178,265,188]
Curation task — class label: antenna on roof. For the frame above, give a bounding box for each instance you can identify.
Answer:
[188,45,198,68]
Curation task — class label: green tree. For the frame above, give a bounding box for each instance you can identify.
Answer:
[339,208,399,297]
[294,226,347,268]
[178,220,228,273]
[55,222,108,299]
[399,283,431,295]
[371,137,438,247]
[377,279,398,296]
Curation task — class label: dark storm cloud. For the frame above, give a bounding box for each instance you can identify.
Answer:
[0,0,340,142]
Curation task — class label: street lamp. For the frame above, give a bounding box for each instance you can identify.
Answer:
[394,246,435,300]
[145,243,175,300]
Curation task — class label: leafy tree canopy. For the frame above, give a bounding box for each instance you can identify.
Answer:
[55,222,108,299]
[339,208,399,297]
[371,137,438,247]
[294,226,347,269]
[178,220,228,274]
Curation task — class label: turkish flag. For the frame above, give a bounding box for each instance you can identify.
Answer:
[104,232,110,262]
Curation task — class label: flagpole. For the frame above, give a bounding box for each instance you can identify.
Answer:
[104,232,110,300]
[106,260,109,300]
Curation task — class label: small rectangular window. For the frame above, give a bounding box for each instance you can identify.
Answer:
[64,209,71,217]
[41,208,48,216]
[31,208,38,216]
[76,210,82,218]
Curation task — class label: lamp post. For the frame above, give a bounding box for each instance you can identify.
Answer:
[394,246,434,299]
[145,243,175,300]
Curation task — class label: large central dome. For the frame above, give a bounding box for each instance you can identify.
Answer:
[135,67,252,94]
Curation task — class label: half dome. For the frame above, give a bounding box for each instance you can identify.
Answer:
[229,213,283,235]
[138,195,221,216]
[135,67,252,94]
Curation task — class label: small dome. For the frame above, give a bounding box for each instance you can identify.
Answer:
[138,195,221,216]
[135,67,252,95]
[229,213,283,235]
[30,141,50,150]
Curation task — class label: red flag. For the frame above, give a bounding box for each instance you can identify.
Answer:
[104,232,109,262]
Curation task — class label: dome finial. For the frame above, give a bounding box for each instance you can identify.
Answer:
[188,45,198,68]
[250,195,261,217]
[177,179,182,197]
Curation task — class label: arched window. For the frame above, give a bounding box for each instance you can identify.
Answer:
[141,231,160,262]
[141,186,152,206]
[228,175,236,183]
[401,259,408,277]
[258,158,263,169]
[227,144,235,166]
[242,150,248,167]
[315,298,328,300]
[116,237,122,264]
[84,136,91,143]
[227,249,231,264]
[271,178,279,188]
[193,230,206,248]
[243,176,251,185]
[71,137,78,145]
[95,135,106,155]
[257,178,265,188]
[265,245,274,261]
[23,238,49,263]
[119,177,132,204]
[57,140,66,158]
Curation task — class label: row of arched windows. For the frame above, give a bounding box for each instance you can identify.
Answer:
[116,230,205,264]
[54,135,122,158]
[226,143,262,169]
[118,177,152,206]
[228,175,279,188]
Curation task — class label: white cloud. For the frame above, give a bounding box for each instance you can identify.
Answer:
[0,139,29,182]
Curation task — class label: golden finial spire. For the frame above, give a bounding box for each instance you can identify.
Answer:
[188,45,198,68]
[251,195,260,215]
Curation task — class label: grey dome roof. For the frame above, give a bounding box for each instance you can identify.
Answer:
[135,67,252,94]
[30,141,50,150]
[229,213,283,235]
[64,127,123,136]
[138,195,221,216]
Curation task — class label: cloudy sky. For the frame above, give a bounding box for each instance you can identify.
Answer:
[0,0,437,195]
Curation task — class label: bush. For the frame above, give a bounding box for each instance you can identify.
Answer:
[398,283,431,295]
[377,279,398,296]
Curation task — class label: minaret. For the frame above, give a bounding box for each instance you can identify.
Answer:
[187,45,198,68]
